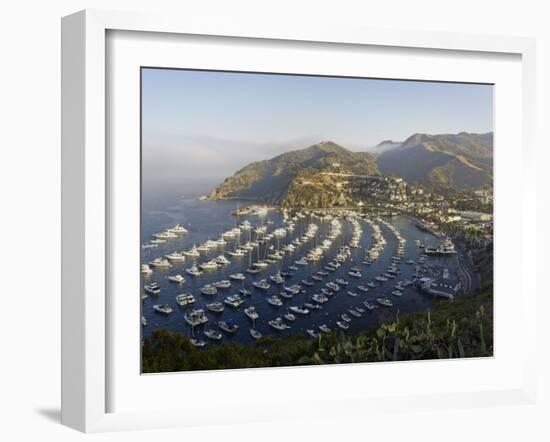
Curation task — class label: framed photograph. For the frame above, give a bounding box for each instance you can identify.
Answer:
[61,9,537,432]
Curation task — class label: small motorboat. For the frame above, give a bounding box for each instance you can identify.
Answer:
[218,320,239,334]
[153,304,173,315]
[244,306,259,320]
[168,274,186,284]
[213,280,232,289]
[165,251,186,262]
[269,317,289,331]
[377,297,393,307]
[206,302,224,313]
[340,314,351,323]
[318,324,331,333]
[185,265,202,277]
[175,293,195,306]
[306,329,318,339]
[224,295,244,308]
[283,312,296,322]
[229,273,246,281]
[201,284,218,296]
[363,300,375,310]
[336,321,349,330]
[250,329,263,340]
[204,329,223,341]
[190,338,207,348]
[266,295,283,307]
[252,279,271,290]
[144,282,161,295]
[289,305,310,315]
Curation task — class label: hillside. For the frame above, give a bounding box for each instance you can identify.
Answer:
[209,141,380,205]
[376,132,493,190]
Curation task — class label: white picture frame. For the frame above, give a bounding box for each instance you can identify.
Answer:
[61,9,537,433]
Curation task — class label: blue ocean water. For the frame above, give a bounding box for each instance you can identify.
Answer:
[140,196,462,346]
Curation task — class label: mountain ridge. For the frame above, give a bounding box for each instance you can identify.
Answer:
[209,131,493,205]
[209,141,379,204]
[377,131,493,190]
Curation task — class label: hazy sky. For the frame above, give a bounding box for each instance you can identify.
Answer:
[141,68,493,195]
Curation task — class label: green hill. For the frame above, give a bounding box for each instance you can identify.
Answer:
[376,132,493,190]
[209,141,380,205]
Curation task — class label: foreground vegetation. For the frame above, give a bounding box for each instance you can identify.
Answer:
[142,287,493,373]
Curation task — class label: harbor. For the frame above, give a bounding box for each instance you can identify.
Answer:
[141,197,473,348]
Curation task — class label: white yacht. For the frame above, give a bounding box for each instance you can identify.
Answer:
[340,313,352,323]
[337,321,349,330]
[190,338,207,348]
[227,248,246,257]
[199,260,218,270]
[213,280,231,289]
[376,297,393,307]
[214,255,231,265]
[253,261,268,268]
[318,324,331,333]
[168,274,185,283]
[289,305,310,315]
[244,306,259,320]
[224,295,244,308]
[184,309,209,327]
[149,257,172,268]
[306,329,318,339]
[206,301,224,313]
[175,293,195,306]
[183,246,200,257]
[141,264,153,275]
[218,320,239,334]
[266,295,283,307]
[168,224,188,234]
[268,317,289,331]
[284,284,301,295]
[283,312,296,322]
[185,265,203,277]
[165,251,186,261]
[253,279,270,290]
[363,300,375,310]
[201,284,218,296]
[153,231,178,240]
[204,239,219,248]
[269,273,285,284]
[153,304,173,315]
[250,329,263,340]
[229,273,246,281]
[144,282,160,295]
[204,329,223,341]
